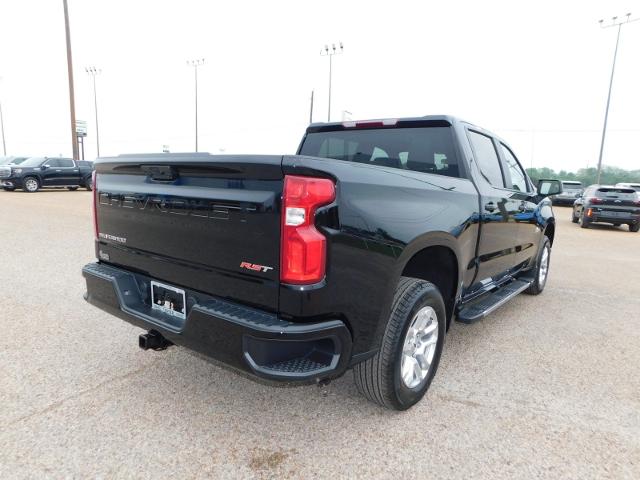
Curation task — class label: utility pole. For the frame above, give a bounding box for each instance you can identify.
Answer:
[85,67,101,158]
[187,58,204,152]
[0,84,6,156]
[62,0,79,160]
[320,42,344,122]
[309,90,314,123]
[596,13,638,184]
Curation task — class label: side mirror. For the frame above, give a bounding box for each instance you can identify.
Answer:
[41,164,49,170]
[537,179,562,197]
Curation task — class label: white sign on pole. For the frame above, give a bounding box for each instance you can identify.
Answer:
[76,120,87,137]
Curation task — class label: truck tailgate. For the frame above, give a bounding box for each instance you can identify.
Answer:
[94,154,283,311]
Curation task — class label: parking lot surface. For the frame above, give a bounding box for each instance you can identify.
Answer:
[1,190,639,479]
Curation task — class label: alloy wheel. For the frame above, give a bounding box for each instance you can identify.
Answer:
[401,306,439,389]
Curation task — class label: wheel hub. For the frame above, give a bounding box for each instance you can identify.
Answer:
[401,306,439,389]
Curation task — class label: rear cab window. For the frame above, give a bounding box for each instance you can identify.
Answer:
[299,126,462,178]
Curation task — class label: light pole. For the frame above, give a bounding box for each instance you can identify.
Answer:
[0,78,6,156]
[187,58,204,152]
[62,0,79,160]
[596,13,638,184]
[320,43,344,122]
[85,67,101,158]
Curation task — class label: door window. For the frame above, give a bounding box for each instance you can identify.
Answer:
[58,159,74,168]
[467,131,505,187]
[500,144,528,192]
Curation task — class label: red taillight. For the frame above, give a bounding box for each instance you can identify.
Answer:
[588,197,604,204]
[92,171,98,240]
[280,175,335,285]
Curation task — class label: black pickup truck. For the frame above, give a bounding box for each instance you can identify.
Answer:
[0,157,94,192]
[82,116,561,410]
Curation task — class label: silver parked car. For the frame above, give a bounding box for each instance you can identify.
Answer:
[552,180,583,205]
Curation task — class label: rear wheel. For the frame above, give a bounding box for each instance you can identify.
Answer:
[67,186,79,191]
[23,177,39,193]
[84,176,93,191]
[571,210,579,223]
[630,224,640,233]
[579,212,590,229]
[3,187,15,192]
[525,236,551,295]
[353,277,446,410]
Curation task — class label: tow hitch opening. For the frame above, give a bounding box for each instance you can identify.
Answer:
[139,330,173,351]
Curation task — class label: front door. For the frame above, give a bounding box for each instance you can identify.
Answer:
[498,142,541,266]
[467,129,521,284]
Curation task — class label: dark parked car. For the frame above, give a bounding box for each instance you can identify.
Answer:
[0,157,94,192]
[82,115,562,410]
[572,185,640,232]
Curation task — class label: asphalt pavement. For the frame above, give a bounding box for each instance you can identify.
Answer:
[0,190,638,479]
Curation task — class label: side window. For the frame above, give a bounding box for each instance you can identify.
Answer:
[58,158,74,168]
[467,131,505,187]
[46,159,60,167]
[500,144,528,192]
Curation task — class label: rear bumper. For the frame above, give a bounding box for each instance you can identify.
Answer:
[82,262,352,383]
[587,211,639,224]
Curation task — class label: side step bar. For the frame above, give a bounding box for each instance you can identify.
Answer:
[456,279,532,324]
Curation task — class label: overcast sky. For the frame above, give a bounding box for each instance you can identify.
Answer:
[1,0,639,171]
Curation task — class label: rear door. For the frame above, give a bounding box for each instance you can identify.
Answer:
[95,154,284,311]
[466,129,522,282]
[56,158,79,185]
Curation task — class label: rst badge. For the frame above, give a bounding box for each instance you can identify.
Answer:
[240,262,274,273]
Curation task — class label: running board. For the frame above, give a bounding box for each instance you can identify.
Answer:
[456,279,532,324]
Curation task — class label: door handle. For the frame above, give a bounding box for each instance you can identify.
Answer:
[55,169,62,172]
[484,202,496,212]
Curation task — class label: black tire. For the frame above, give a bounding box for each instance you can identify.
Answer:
[524,236,551,295]
[612,223,620,227]
[67,186,79,191]
[3,187,15,192]
[630,224,640,233]
[22,176,40,193]
[571,210,579,223]
[579,212,590,229]
[353,277,446,410]
[84,176,93,191]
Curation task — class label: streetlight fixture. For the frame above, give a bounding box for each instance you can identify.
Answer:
[596,13,638,184]
[320,42,344,122]
[187,58,205,152]
[85,66,101,158]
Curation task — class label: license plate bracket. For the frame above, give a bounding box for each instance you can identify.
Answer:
[150,281,186,319]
